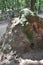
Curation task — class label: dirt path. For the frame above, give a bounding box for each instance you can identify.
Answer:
[0,23,8,41]
[21,50,43,60]
[38,13,43,18]
[0,50,43,65]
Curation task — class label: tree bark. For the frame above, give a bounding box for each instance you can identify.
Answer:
[31,0,36,11]
[38,0,41,13]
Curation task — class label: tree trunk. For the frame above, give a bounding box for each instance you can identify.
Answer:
[31,0,36,11]
[38,0,41,13]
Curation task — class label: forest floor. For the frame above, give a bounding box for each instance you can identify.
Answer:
[0,50,43,65]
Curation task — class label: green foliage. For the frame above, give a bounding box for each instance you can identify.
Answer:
[25,0,31,7]
[35,0,43,13]
[0,0,43,17]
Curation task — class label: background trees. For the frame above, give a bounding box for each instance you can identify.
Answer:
[0,0,43,17]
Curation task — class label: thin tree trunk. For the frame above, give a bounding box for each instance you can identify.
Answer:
[31,0,36,11]
[38,0,41,13]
